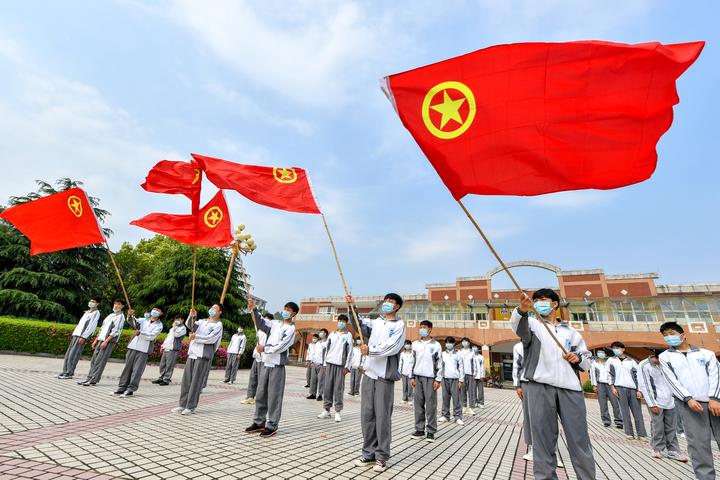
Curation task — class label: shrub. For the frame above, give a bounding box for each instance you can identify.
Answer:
[582,379,594,393]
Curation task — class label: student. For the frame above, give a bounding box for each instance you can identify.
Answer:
[77,299,126,385]
[511,289,595,480]
[304,331,315,388]
[659,321,720,480]
[459,338,476,416]
[589,349,623,428]
[608,341,647,440]
[223,327,247,384]
[409,320,442,442]
[244,299,298,437]
[513,342,533,460]
[153,317,187,385]
[318,314,354,422]
[399,340,414,404]
[112,307,163,397]
[348,337,363,396]
[171,304,224,415]
[307,330,327,400]
[440,336,464,425]
[240,316,269,405]
[636,353,688,461]
[349,293,406,474]
[58,298,102,379]
[472,346,485,409]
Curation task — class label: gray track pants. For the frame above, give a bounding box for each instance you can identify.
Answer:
[475,378,485,406]
[323,363,346,412]
[246,359,262,398]
[401,374,414,401]
[84,341,117,383]
[158,350,178,382]
[224,353,241,383]
[526,381,596,480]
[117,349,148,393]
[677,400,720,480]
[306,363,312,385]
[414,376,438,434]
[309,364,325,397]
[616,386,646,437]
[178,357,211,411]
[520,381,532,446]
[441,378,462,420]
[349,368,361,395]
[360,376,395,462]
[61,336,86,376]
[253,365,286,430]
[597,382,623,427]
[648,406,679,453]
[461,374,476,407]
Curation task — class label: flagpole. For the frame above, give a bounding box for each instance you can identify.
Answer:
[220,243,238,304]
[456,199,568,355]
[103,242,132,310]
[320,213,365,344]
[191,246,197,310]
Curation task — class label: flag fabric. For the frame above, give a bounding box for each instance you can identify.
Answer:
[192,153,321,214]
[383,40,704,199]
[141,160,202,212]
[0,188,105,255]
[130,190,233,247]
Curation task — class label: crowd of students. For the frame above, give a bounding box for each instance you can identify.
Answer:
[54,289,720,478]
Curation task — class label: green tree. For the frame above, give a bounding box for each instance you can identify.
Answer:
[0,179,113,322]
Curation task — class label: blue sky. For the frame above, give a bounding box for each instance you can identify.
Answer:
[0,1,717,311]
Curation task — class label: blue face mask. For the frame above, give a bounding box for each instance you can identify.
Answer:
[318,331,326,339]
[381,302,394,314]
[472,346,478,353]
[208,309,217,318]
[88,301,97,308]
[404,344,411,350]
[419,328,429,337]
[446,343,454,350]
[151,310,161,318]
[461,340,469,348]
[597,352,606,359]
[143,312,151,319]
[337,321,347,330]
[664,335,683,347]
[533,301,553,317]
[281,310,292,320]
[612,348,623,357]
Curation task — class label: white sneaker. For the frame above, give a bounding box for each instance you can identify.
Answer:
[372,460,387,473]
[523,448,533,461]
[467,408,476,416]
[247,398,256,404]
[181,408,194,415]
[557,457,564,467]
[680,433,686,439]
[455,419,464,426]
[335,412,342,422]
[480,404,485,409]
[438,416,449,423]
[317,410,331,419]
[171,407,183,413]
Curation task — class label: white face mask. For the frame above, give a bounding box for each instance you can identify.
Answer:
[113,306,122,313]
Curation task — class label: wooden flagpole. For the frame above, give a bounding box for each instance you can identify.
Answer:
[220,243,238,304]
[104,242,131,310]
[191,246,197,310]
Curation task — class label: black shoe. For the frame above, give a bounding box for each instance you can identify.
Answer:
[410,430,425,439]
[616,424,624,429]
[245,423,265,433]
[306,394,316,399]
[159,381,170,386]
[316,395,323,401]
[603,424,611,427]
[354,457,375,468]
[222,380,230,384]
[77,380,89,386]
[425,433,435,442]
[304,384,310,388]
[111,390,124,395]
[88,382,97,386]
[151,379,162,384]
[259,428,277,437]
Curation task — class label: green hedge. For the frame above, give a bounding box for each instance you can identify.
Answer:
[0,316,256,368]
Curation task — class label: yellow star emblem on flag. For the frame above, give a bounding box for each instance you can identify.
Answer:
[421,81,476,139]
[203,206,223,228]
[273,167,298,184]
[67,196,83,217]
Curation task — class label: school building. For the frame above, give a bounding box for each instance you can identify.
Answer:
[293,261,720,384]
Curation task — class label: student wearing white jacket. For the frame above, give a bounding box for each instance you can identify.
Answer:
[77,300,125,385]
[304,335,315,388]
[318,315,354,421]
[511,289,595,480]
[608,341,647,439]
[58,298,102,379]
[440,337,464,425]
[348,338,363,396]
[659,322,720,480]
[459,339,476,416]
[223,327,247,384]
[399,340,414,403]
[241,318,269,404]
[409,321,442,442]
[472,346,485,408]
[307,330,328,400]
[112,307,164,397]
[637,354,687,461]
[589,350,623,428]
[153,317,187,385]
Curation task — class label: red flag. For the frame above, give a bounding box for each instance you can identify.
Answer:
[130,191,233,247]
[141,160,202,212]
[383,40,704,198]
[0,188,105,255]
[192,153,321,214]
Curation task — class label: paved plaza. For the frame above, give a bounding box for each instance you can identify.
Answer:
[0,353,713,479]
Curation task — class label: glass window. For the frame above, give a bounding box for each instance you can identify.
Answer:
[612,300,657,322]
[431,303,456,322]
[660,297,713,323]
[403,302,429,322]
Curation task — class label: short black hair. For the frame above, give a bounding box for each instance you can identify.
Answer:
[152,306,164,312]
[419,320,433,328]
[113,298,125,306]
[461,337,470,342]
[532,288,560,304]
[660,321,684,334]
[312,333,319,339]
[337,314,349,321]
[90,296,100,303]
[320,328,328,335]
[610,341,625,349]
[404,339,412,345]
[285,302,300,314]
[383,293,403,309]
[263,313,274,320]
[214,304,223,313]
[446,336,456,344]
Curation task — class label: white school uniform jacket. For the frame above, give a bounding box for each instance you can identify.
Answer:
[253,310,296,368]
[607,356,638,389]
[473,354,485,380]
[305,342,316,362]
[349,346,362,369]
[510,308,590,392]
[512,342,526,388]
[161,324,187,351]
[227,333,247,355]
[311,340,327,365]
[659,346,720,403]
[253,330,267,362]
[442,350,464,380]
[460,349,475,377]
[589,360,610,386]
[73,310,101,339]
[399,350,414,376]
[356,313,406,381]
[637,358,675,409]
[187,317,224,360]
[95,312,125,343]
[324,330,354,368]
[127,317,163,353]
[411,339,442,382]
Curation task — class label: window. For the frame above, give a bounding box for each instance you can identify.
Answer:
[661,298,713,323]
[431,303,456,322]
[402,302,429,322]
[611,300,657,322]
[318,306,335,315]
